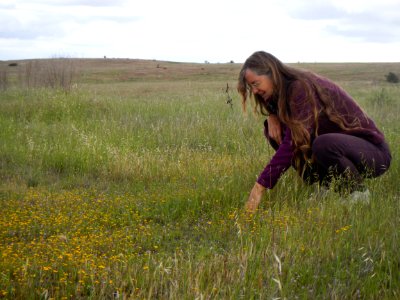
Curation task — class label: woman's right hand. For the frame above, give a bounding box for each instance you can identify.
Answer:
[267,114,282,145]
[245,182,266,213]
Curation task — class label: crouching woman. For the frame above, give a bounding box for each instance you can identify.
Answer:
[237,51,392,212]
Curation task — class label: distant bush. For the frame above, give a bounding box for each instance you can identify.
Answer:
[385,72,399,83]
[19,58,78,91]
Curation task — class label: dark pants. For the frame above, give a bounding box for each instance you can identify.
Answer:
[264,121,392,193]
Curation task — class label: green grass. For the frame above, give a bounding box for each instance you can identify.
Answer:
[0,60,399,299]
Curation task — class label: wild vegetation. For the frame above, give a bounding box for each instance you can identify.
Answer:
[386,72,399,83]
[0,59,399,299]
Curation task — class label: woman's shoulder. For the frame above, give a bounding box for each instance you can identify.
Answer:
[309,73,345,92]
[287,71,343,103]
[287,76,311,101]
[288,71,323,91]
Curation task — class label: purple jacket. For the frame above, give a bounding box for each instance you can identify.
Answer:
[257,75,386,189]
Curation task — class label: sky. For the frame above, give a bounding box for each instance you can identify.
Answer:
[1,0,400,63]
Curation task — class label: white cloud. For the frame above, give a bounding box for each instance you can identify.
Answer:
[0,0,399,62]
[22,0,127,7]
[287,0,400,43]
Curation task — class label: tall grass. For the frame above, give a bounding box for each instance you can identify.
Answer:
[0,62,399,299]
[0,67,8,91]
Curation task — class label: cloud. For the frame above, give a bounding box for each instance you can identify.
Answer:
[326,18,400,43]
[326,9,400,43]
[0,1,140,40]
[25,0,127,7]
[1,0,399,62]
[0,12,65,39]
[0,4,15,9]
[287,0,400,43]
[288,1,346,20]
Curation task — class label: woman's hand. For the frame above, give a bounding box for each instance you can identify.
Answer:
[245,182,266,213]
[268,114,282,145]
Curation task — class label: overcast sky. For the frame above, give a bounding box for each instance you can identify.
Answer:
[1,0,399,63]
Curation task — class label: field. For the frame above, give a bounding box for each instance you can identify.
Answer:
[0,59,399,299]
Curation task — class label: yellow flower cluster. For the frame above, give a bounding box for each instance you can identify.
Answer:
[0,186,354,298]
[335,225,352,234]
[0,188,154,298]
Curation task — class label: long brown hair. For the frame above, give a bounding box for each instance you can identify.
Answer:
[237,51,359,173]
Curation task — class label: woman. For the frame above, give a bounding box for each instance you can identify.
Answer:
[237,51,391,212]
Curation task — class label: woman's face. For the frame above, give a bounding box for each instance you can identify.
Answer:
[244,69,274,101]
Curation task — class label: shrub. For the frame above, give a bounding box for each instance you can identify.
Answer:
[18,58,78,91]
[385,72,399,83]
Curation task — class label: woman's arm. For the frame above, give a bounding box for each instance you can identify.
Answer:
[257,126,294,189]
[245,127,294,211]
[267,114,282,145]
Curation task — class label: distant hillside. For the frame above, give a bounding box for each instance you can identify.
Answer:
[2,58,400,84]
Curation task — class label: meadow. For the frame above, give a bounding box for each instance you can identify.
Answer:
[0,59,399,299]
